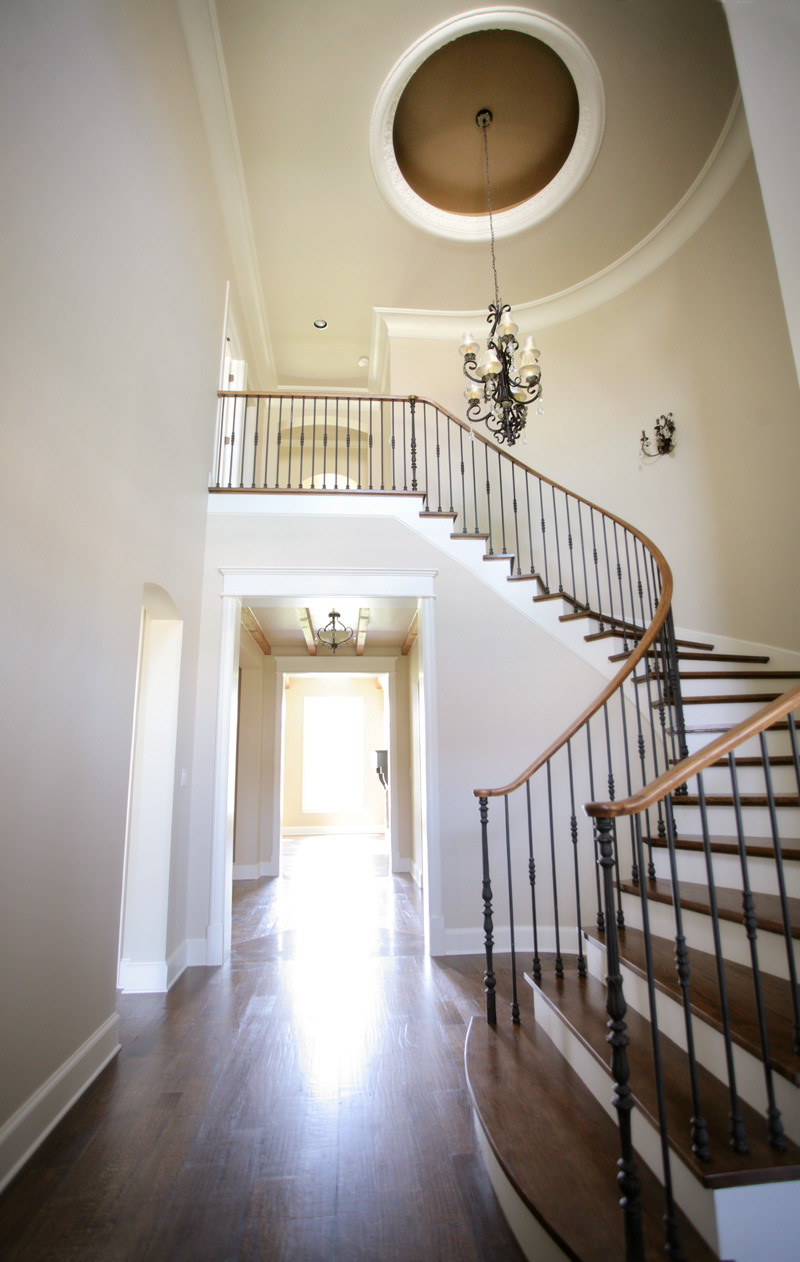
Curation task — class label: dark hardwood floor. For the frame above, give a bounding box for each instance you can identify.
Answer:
[0,836,525,1261]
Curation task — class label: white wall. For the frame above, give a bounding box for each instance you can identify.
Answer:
[390,159,800,651]
[0,0,236,1184]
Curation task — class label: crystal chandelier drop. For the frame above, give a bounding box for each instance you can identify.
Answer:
[459,110,543,447]
[316,609,353,654]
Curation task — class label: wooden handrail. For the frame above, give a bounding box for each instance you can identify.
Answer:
[584,682,800,820]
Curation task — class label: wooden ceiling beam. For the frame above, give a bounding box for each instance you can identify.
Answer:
[241,607,271,655]
[401,612,419,656]
[297,608,317,655]
[355,608,369,657]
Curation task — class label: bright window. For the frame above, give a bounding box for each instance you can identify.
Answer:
[302,696,365,814]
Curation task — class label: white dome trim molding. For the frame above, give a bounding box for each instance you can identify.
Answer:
[369,7,605,243]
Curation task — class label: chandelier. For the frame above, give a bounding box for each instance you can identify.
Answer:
[459,110,542,447]
[316,609,353,654]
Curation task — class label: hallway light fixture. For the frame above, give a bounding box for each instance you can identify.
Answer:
[316,609,354,654]
[459,109,543,447]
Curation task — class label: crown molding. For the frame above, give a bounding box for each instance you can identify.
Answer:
[374,91,750,341]
[370,7,605,243]
[177,0,276,387]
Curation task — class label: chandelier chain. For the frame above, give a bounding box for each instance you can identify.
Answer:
[482,123,500,312]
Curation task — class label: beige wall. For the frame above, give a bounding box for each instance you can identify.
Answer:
[280,674,387,832]
[0,0,235,1147]
[390,159,800,651]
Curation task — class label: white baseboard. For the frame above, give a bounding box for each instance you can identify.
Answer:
[186,938,207,967]
[232,859,278,879]
[281,826,387,836]
[117,959,169,994]
[443,925,580,957]
[392,857,411,874]
[0,1013,120,1194]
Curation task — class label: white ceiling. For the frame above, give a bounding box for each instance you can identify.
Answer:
[193,0,740,388]
[245,597,418,656]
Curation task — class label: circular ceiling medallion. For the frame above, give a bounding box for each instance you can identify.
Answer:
[370,9,604,242]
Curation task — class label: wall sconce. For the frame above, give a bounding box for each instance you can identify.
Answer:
[641,413,676,459]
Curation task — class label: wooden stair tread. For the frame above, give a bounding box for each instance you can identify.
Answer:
[465,1015,715,1261]
[505,572,540,582]
[670,793,800,807]
[586,925,800,1086]
[531,971,800,1189]
[649,834,800,862]
[419,509,456,518]
[635,671,800,683]
[669,755,796,768]
[450,530,489,541]
[621,876,800,940]
[590,630,713,650]
[679,721,797,734]
[662,693,785,707]
[482,553,515,562]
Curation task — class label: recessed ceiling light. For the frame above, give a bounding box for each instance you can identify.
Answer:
[358,356,369,368]
[313,318,328,329]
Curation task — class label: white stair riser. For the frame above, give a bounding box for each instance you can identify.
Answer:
[650,847,800,899]
[586,937,800,1147]
[670,803,800,838]
[621,890,800,982]
[692,765,799,795]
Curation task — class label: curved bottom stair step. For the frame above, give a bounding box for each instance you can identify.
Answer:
[465,1013,715,1262]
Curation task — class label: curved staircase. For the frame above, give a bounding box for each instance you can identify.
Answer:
[210,389,800,1260]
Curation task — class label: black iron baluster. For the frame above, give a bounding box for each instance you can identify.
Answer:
[526,780,541,981]
[334,397,339,489]
[589,507,604,631]
[434,405,442,512]
[226,395,237,489]
[298,398,305,489]
[641,554,667,840]
[511,464,522,575]
[633,815,685,1260]
[617,686,638,884]
[663,795,711,1161]
[379,401,386,492]
[422,401,430,506]
[346,399,351,487]
[479,796,497,1025]
[602,703,624,929]
[286,397,294,488]
[322,399,328,489]
[368,399,373,490]
[238,398,248,488]
[409,396,418,492]
[525,473,536,576]
[612,523,629,650]
[567,741,586,978]
[310,397,317,489]
[565,496,578,605]
[596,815,645,1262]
[274,397,283,488]
[484,443,494,556]
[665,610,690,773]
[623,532,639,645]
[633,539,664,849]
[459,427,468,534]
[587,722,604,934]
[250,398,260,489]
[470,431,480,534]
[577,500,590,611]
[551,485,563,593]
[729,753,786,1149]
[357,398,363,490]
[538,478,550,593]
[262,397,272,489]
[760,731,800,1052]
[446,413,454,513]
[696,772,749,1152]
[390,401,397,491]
[214,395,226,487]
[546,761,563,978]
[497,451,508,557]
[602,515,616,630]
[504,796,520,1024]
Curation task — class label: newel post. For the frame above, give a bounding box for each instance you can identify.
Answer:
[479,796,497,1025]
[597,815,644,1261]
